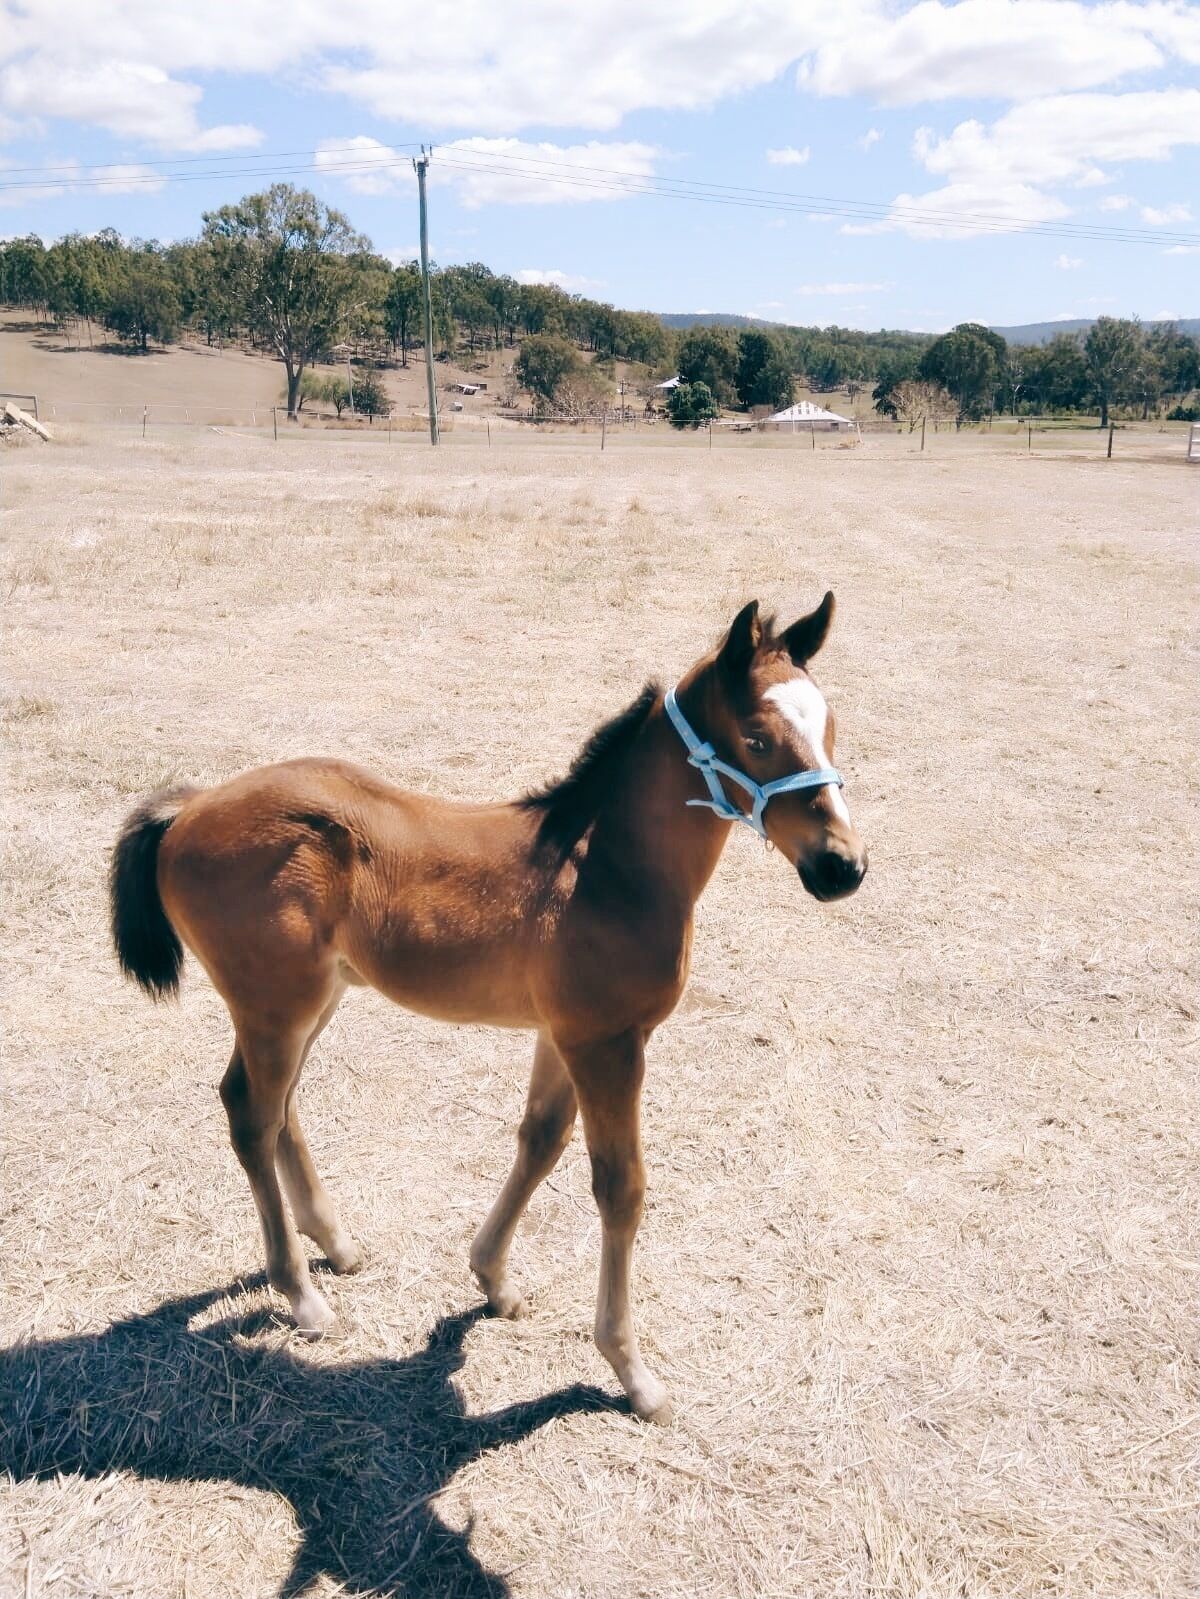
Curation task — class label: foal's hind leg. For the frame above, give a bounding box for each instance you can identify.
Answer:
[470,1034,577,1318]
[220,1027,335,1338]
[276,987,364,1276]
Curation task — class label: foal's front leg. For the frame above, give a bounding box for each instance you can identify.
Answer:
[560,1029,672,1424]
[471,1033,577,1317]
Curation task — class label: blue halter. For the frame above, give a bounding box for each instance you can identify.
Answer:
[664,685,844,840]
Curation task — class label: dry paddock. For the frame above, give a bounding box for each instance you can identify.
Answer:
[1,426,1197,1599]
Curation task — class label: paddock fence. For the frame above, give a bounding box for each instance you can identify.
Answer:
[22,395,1199,463]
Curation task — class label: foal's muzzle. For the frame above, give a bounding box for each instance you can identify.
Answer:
[799,848,867,902]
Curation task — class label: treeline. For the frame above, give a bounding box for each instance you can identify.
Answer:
[1,183,1197,424]
[873,318,1200,429]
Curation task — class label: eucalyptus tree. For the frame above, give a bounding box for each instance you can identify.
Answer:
[202,184,371,418]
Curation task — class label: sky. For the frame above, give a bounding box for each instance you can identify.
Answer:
[1,1,1198,332]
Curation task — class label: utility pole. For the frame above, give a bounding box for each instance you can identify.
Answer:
[414,148,439,446]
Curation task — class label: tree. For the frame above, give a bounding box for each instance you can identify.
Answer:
[1003,354,1025,416]
[805,342,846,392]
[1147,322,1200,409]
[735,330,793,410]
[1031,333,1089,413]
[1148,322,1200,407]
[383,263,422,366]
[202,185,371,418]
[1084,316,1141,427]
[667,381,720,429]
[872,349,922,418]
[352,369,389,420]
[513,333,581,410]
[286,371,330,414]
[104,254,181,350]
[888,380,954,432]
[676,327,738,404]
[920,322,1006,424]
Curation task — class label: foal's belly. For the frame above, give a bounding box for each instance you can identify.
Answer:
[341,930,542,1031]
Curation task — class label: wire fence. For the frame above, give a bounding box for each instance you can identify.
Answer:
[22,395,1197,462]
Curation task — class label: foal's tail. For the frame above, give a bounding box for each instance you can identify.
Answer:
[109,786,198,1000]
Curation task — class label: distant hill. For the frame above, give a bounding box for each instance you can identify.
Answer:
[661,311,1200,344]
[990,317,1200,345]
[658,312,779,330]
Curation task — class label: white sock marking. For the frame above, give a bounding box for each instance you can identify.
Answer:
[763,679,852,823]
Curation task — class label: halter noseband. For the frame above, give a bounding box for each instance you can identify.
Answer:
[664,685,844,840]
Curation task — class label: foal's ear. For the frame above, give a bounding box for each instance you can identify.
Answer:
[718,600,763,677]
[782,591,835,663]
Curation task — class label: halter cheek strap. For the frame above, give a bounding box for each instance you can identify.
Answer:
[663,685,843,840]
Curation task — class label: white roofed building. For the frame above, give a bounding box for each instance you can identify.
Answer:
[762,401,854,431]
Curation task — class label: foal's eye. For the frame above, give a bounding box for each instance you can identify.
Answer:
[744,734,770,756]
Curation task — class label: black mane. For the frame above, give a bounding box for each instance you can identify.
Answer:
[520,682,661,857]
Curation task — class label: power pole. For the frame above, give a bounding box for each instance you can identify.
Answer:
[414,148,439,446]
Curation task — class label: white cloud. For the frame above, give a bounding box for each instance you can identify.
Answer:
[5,5,844,138]
[796,280,889,293]
[0,157,164,206]
[1152,307,1180,318]
[869,88,1200,236]
[798,0,1199,104]
[316,134,661,207]
[766,145,810,166]
[1055,253,1083,268]
[1163,243,1200,255]
[315,137,412,195]
[1141,200,1192,223]
[857,127,882,150]
[1099,193,1134,210]
[515,269,605,291]
[437,137,660,206]
[0,56,260,151]
[915,91,1200,191]
[842,179,1068,238]
[91,163,166,194]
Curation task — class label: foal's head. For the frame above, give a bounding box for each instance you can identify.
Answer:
[696,594,868,900]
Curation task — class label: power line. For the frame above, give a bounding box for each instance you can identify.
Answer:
[432,153,1200,247]
[2,141,1197,248]
[401,143,1200,246]
[0,140,423,178]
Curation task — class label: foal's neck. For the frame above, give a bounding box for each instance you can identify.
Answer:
[584,687,731,910]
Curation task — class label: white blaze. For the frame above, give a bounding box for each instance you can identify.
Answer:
[763,678,852,824]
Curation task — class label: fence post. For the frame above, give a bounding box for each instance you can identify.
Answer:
[272,407,278,442]
[487,419,491,447]
[601,408,606,451]
[142,406,147,439]
[1027,424,1032,453]
[1107,423,1114,459]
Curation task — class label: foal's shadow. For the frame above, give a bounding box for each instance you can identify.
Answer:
[0,1280,621,1597]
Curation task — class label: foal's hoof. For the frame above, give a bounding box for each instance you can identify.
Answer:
[292,1293,337,1340]
[483,1279,529,1320]
[326,1237,366,1276]
[629,1379,674,1425]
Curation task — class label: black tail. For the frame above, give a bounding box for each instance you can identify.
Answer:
[109,787,197,1000]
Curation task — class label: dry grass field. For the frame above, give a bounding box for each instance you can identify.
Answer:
[2,425,1197,1599]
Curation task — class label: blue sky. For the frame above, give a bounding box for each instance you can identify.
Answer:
[2,1,1198,330]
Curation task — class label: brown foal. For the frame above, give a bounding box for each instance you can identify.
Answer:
[110,595,866,1422]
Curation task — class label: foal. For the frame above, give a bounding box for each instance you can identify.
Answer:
[110,595,866,1421]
